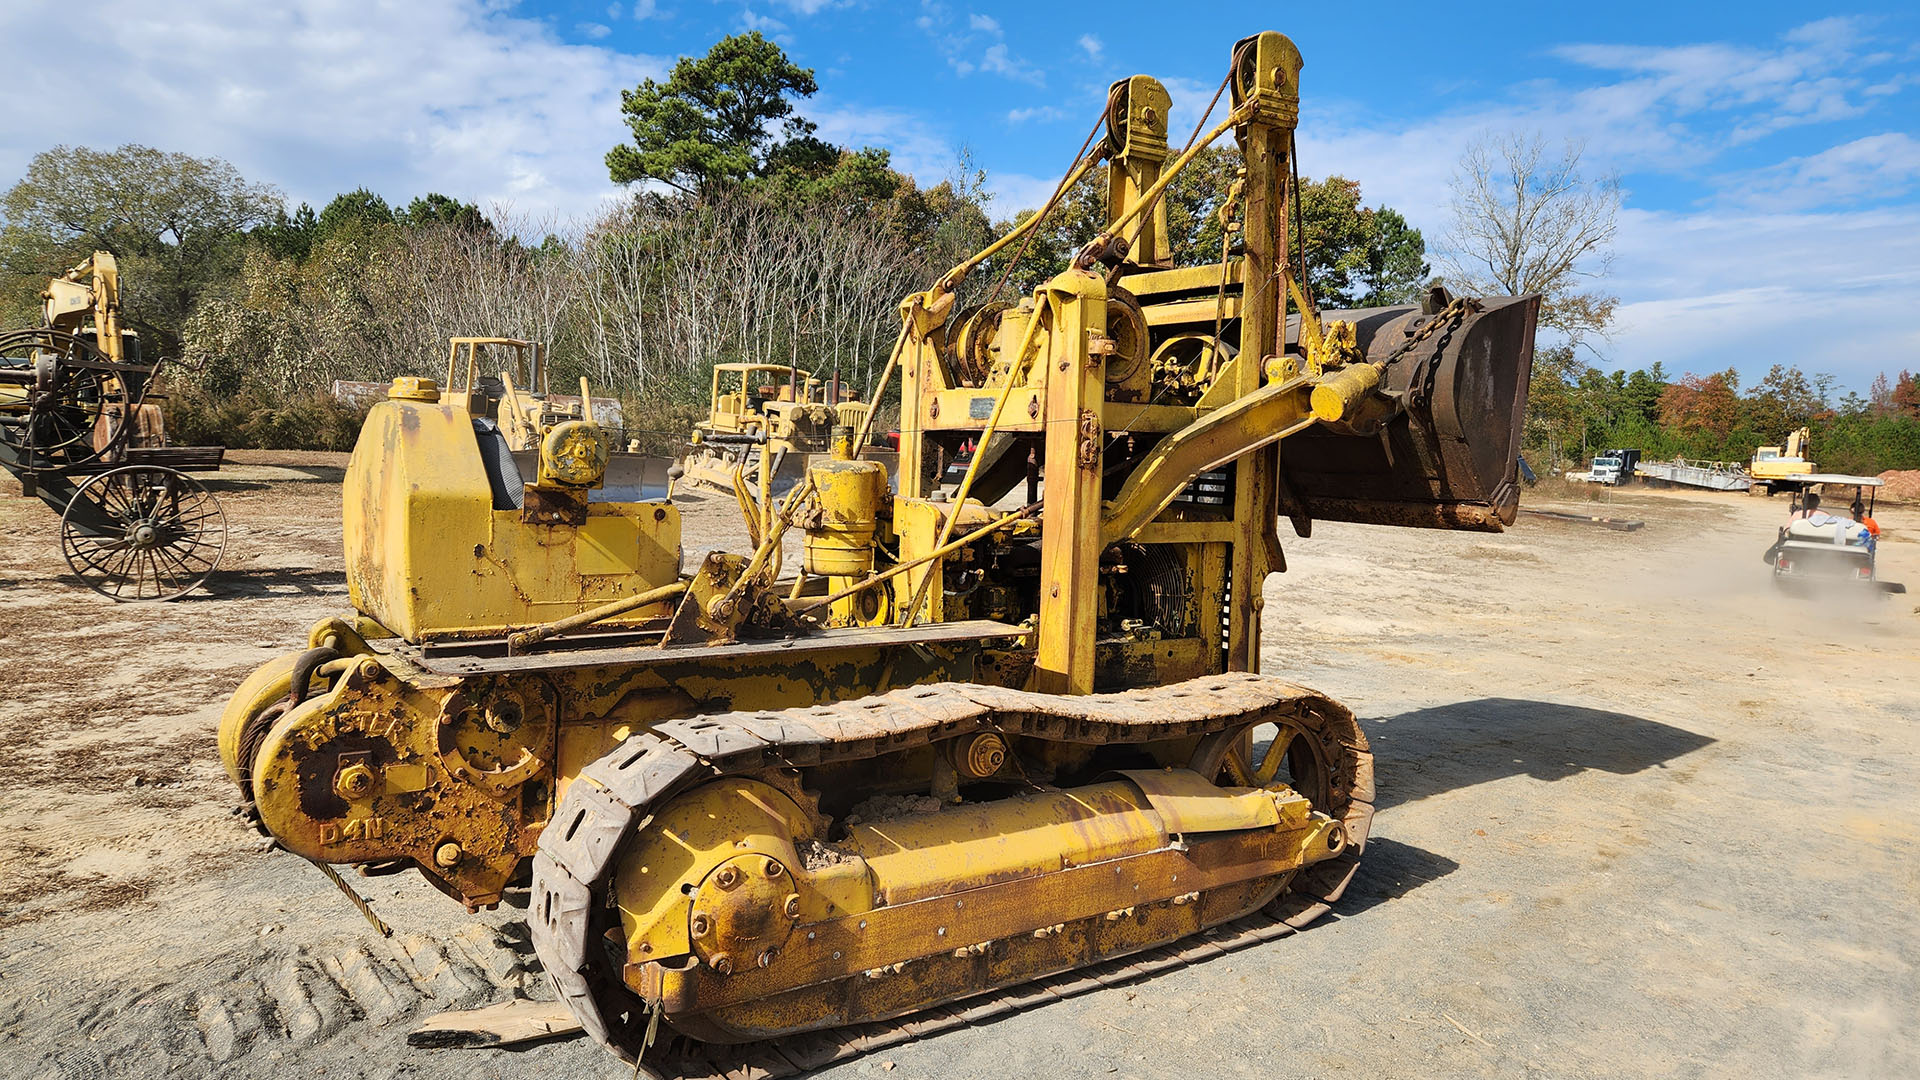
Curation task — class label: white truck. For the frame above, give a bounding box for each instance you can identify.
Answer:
[1566,455,1624,485]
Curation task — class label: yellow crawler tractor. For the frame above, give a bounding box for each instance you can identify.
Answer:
[676,362,891,495]
[220,31,1536,1072]
[441,335,671,501]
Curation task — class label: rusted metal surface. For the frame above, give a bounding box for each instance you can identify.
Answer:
[1274,294,1540,532]
[531,671,1373,1065]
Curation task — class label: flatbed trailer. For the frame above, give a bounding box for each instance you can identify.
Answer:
[1636,459,1752,491]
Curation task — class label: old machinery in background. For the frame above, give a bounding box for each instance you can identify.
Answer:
[676,362,895,495]
[1,251,227,600]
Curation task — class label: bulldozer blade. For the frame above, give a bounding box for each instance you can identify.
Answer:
[678,447,898,498]
[511,449,672,501]
[1278,294,1539,532]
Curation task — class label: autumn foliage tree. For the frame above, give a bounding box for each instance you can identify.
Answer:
[1893,371,1920,419]
[1657,370,1743,446]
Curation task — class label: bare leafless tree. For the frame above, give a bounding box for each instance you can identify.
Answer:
[184,187,959,443]
[1441,133,1621,347]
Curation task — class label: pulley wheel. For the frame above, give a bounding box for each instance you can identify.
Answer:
[60,465,227,601]
[947,301,1013,387]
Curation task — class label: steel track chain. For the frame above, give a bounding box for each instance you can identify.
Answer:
[529,671,1374,1077]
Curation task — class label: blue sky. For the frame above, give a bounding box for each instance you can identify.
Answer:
[3,1,1916,391]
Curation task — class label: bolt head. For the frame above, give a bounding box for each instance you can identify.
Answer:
[336,764,376,800]
[709,953,733,975]
[690,912,711,936]
[757,948,777,968]
[784,893,801,919]
[433,842,462,868]
[763,857,784,878]
[716,866,741,890]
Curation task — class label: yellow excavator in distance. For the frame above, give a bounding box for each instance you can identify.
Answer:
[218,31,1538,1074]
[1748,426,1814,495]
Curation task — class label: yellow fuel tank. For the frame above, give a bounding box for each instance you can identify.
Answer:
[344,378,682,641]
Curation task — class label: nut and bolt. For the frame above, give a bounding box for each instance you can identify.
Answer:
[690,912,712,936]
[709,953,733,975]
[784,894,802,919]
[433,842,462,868]
[335,764,375,800]
[757,948,778,968]
[715,866,741,890]
[763,858,784,878]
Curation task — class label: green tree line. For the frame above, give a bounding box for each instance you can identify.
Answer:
[1527,347,1920,476]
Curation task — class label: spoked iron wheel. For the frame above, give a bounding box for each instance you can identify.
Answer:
[0,329,129,469]
[59,465,227,601]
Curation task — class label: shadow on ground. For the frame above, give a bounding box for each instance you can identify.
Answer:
[1337,836,1460,917]
[193,566,347,598]
[1363,698,1714,811]
[207,465,347,487]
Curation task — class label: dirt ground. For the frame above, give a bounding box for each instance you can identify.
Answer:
[2,456,1916,1080]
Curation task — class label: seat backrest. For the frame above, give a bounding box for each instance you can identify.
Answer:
[1787,516,1865,543]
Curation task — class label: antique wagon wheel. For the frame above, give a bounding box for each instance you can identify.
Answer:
[0,329,135,469]
[59,465,227,601]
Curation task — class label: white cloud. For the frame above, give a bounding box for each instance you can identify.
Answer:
[983,171,1062,217]
[1078,34,1102,61]
[980,43,1044,87]
[917,4,1043,87]
[576,22,611,39]
[1551,16,1887,149]
[1720,133,1920,210]
[1007,105,1066,125]
[740,9,787,33]
[809,101,959,187]
[1604,205,1920,388]
[1157,75,1229,147]
[631,0,658,18]
[775,0,841,14]
[0,0,666,219]
[1266,17,1920,392]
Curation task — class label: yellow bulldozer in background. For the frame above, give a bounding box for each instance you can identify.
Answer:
[447,335,672,501]
[219,31,1537,1074]
[675,361,895,495]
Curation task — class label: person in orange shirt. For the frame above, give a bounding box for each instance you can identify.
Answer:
[1851,501,1880,538]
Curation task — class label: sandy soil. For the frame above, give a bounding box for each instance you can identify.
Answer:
[1,461,1915,1080]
